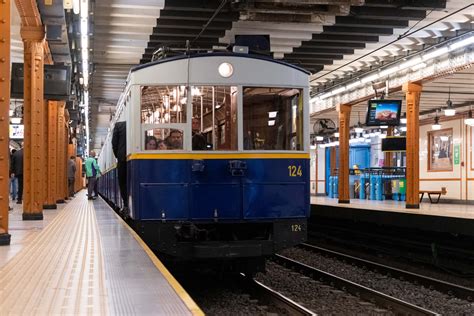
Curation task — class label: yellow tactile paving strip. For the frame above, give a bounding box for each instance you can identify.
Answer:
[0,196,108,315]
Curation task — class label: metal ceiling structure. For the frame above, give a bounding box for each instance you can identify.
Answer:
[11,0,472,151]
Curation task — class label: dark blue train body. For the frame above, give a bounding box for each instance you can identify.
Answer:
[99,155,309,261]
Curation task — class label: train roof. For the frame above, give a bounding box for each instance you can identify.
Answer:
[131,52,311,75]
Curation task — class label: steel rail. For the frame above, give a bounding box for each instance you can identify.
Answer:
[240,273,316,316]
[300,243,474,301]
[273,254,440,316]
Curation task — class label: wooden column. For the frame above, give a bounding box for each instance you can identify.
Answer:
[403,82,422,209]
[44,100,58,209]
[384,127,394,167]
[63,110,70,200]
[0,0,11,244]
[56,102,66,203]
[21,25,45,220]
[338,103,351,204]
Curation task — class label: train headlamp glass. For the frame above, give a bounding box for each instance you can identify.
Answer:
[218,62,233,78]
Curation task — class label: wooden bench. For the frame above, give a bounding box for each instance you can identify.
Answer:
[419,187,447,204]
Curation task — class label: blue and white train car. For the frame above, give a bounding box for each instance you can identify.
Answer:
[98,52,310,272]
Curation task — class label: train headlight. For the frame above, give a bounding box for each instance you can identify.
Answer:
[218,62,233,78]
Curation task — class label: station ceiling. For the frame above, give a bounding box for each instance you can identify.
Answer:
[9,0,474,150]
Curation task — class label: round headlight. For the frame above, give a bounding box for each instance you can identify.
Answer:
[218,62,233,78]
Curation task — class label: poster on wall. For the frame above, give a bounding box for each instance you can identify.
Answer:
[428,128,453,171]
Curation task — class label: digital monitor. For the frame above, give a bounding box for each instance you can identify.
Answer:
[11,63,71,100]
[366,99,402,126]
[382,137,406,152]
[9,124,24,139]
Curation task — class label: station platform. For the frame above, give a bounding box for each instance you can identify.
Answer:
[0,192,202,315]
[311,196,474,237]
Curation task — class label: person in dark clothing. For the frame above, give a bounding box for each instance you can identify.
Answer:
[67,156,77,198]
[112,121,128,217]
[192,117,207,150]
[11,148,23,204]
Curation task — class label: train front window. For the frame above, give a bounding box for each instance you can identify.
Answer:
[243,87,303,151]
[141,85,187,124]
[191,86,238,151]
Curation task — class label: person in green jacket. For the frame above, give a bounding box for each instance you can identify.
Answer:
[85,151,101,200]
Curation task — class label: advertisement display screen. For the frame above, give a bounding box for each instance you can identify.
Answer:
[9,124,24,139]
[366,100,402,126]
[382,137,406,152]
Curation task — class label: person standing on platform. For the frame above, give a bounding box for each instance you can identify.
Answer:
[11,146,23,204]
[112,121,129,217]
[67,156,77,198]
[9,149,18,201]
[85,151,100,200]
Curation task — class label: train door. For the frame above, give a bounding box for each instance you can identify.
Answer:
[189,85,242,220]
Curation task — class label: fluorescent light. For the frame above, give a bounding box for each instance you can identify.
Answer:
[80,0,88,18]
[332,86,346,95]
[268,120,275,126]
[361,73,379,84]
[320,92,332,100]
[310,145,316,150]
[11,117,21,124]
[316,136,324,141]
[334,132,339,138]
[399,57,422,70]
[440,136,449,141]
[444,109,456,116]
[450,35,474,51]
[268,111,278,118]
[411,62,426,71]
[423,46,448,61]
[346,80,361,90]
[380,125,388,129]
[379,66,399,78]
[73,0,79,14]
[400,118,407,124]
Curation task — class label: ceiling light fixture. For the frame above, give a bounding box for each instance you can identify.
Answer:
[444,87,455,116]
[432,111,441,130]
[465,106,474,127]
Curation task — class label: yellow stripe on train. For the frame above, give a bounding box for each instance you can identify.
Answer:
[127,153,310,160]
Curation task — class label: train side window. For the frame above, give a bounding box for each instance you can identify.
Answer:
[144,128,183,150]
[243,87,303,151]
[191,86,238,151]
[141,85,187,124]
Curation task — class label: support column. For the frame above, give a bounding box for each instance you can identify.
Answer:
[44,100,58,209]
[21,26,45,220]
[63,110,70,200]
[403,82,422,209]
[56,102,66,204]
[0,0,12,244]
[338,103,351,204]
[384,127,394,167]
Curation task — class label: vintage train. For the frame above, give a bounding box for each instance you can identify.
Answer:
[97,51,310,273]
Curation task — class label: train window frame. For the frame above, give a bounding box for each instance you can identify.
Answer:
[241,86,304,152]
[190,85,239,151]
[139,85,190,152]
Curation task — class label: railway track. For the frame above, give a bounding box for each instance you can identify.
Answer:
[299,243,474,301]
[241,273,316,316]
[272,254,440,316]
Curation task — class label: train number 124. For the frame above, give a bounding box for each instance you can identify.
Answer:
[288,165,302,177]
